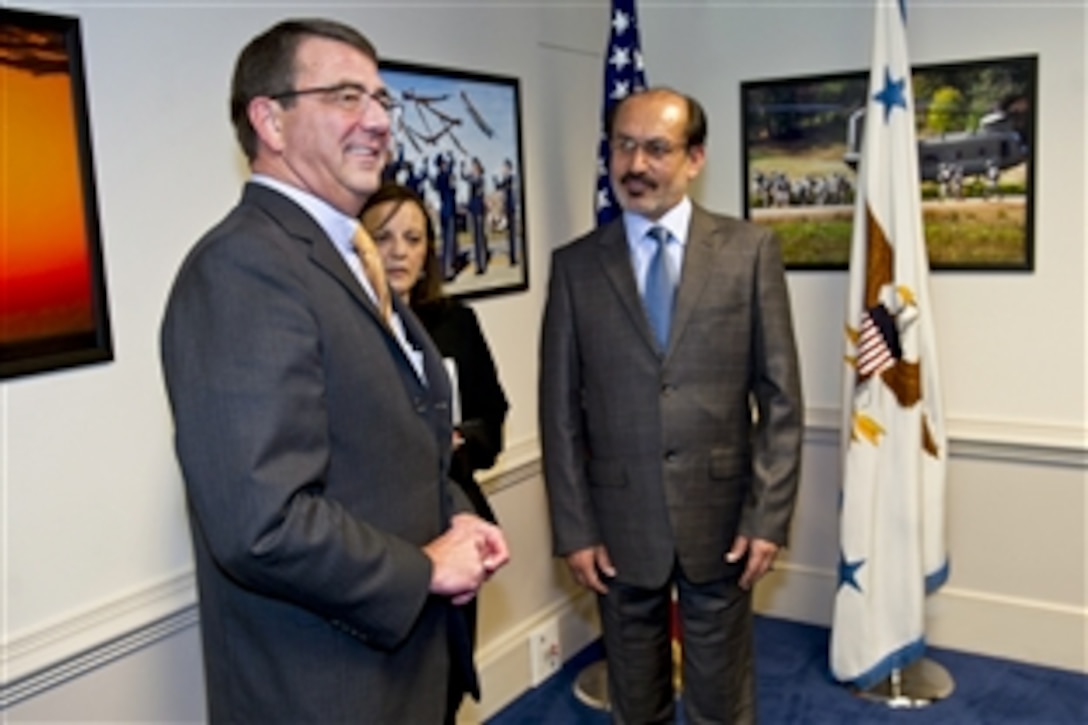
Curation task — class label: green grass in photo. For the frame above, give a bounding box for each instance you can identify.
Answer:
[756,199,1026,268]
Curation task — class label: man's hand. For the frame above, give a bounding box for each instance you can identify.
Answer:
[565,545,616,595]
[424,514,510,605]
[465,513,510,575]
[725,535,779,590]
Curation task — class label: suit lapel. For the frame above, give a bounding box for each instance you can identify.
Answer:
[396,301,454,519]
[595,222,661,354]
[397,297,449,402]
[243,183,393,333]
[666,206,720,359]
[307,220,392,332]
[242,183,430,388]
[302,205,452,456]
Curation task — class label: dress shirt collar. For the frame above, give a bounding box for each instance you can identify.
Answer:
[248,175,426,382]
[622,196,693,249]
[249,174,358,252]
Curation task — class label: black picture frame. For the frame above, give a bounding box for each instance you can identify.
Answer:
[741,54,1037,271]
[380,60,528,300]
[0,8,112,380]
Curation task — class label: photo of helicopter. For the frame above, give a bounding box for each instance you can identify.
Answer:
[740,54,1035,269]
[842,107,1029,182]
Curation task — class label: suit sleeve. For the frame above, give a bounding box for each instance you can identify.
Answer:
[740,228,805,546]
[539,250,600,556]
[161,229,432,650]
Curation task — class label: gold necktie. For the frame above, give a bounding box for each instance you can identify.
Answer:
[352,224,392,324]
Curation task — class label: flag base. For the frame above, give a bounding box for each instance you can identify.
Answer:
[572,636,684,711]
[852,658,955,708]
[572,660,610,711]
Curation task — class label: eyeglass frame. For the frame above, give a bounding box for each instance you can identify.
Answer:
[609,134,692,162]
[269,82,398,115]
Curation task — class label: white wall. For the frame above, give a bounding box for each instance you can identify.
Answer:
[2,0,1086,721]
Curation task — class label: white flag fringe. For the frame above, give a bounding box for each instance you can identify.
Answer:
[830,0,949,690]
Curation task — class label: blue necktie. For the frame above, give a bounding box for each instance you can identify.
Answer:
[643,226,675,350]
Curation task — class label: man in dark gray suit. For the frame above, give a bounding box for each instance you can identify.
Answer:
[160,19,508,723]
[540,87,803,724]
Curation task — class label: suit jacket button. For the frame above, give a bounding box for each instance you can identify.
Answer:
[664,450,677,462]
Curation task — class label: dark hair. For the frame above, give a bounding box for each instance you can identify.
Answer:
[606,86,708,150]
[230,19,379,161]
[359,183,445,307]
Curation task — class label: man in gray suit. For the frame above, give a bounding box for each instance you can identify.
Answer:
[160,19,508,723]
[540,88,803,724]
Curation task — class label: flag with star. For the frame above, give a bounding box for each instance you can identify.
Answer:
[830,0,948,689]
[595,0,647,226]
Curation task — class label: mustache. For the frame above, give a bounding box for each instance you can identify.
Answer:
[621,172,656,188]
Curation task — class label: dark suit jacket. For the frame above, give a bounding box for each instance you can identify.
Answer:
[539,204,803,589]
[415,299,509,523]
[161,183,472,723]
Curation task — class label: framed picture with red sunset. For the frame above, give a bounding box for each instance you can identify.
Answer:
[1,7,112,381]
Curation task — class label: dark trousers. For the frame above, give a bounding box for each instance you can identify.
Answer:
[506,206,517,264]
[445,601,479,725]
[471,212,488,274]
[599,561,755,724]
[445,477,495,724]
[440,214,457,280]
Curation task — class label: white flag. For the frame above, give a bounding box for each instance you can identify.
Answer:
[830,0,948,689]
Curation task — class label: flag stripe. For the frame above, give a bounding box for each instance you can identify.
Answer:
[857,314,894,376]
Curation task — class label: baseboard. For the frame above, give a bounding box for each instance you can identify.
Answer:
[924,587,1088,672]
[754,562,1088,673]
[458,590,600,723]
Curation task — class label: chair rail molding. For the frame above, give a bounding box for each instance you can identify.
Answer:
[1,570,196,707]
[804,406,1086,467]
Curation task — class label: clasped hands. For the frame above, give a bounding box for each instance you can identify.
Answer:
[566,535,778,594]
[425,513,510,605]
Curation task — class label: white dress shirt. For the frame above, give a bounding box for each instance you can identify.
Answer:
[622,196,693,294]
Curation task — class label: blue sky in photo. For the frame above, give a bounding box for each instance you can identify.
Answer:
[381,66,522,195]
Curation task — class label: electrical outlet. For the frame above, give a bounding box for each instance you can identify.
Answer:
[528,618,561,686]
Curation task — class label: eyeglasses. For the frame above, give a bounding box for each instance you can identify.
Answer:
[610,135,684,161]
[270,83,397,114]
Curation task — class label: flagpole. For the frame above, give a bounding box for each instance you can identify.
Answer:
[572,659,610,710]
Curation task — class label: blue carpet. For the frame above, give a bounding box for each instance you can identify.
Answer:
[487,616,1088,724]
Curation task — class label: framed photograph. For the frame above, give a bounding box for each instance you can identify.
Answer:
[741,54,1036,271]
[380,60,528,300]
[1,8,112,380]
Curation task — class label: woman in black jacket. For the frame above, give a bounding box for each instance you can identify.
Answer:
[361,183,509,721]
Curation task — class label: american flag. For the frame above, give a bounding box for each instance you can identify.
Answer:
[856,305,899,377]
[595,0,647,227]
